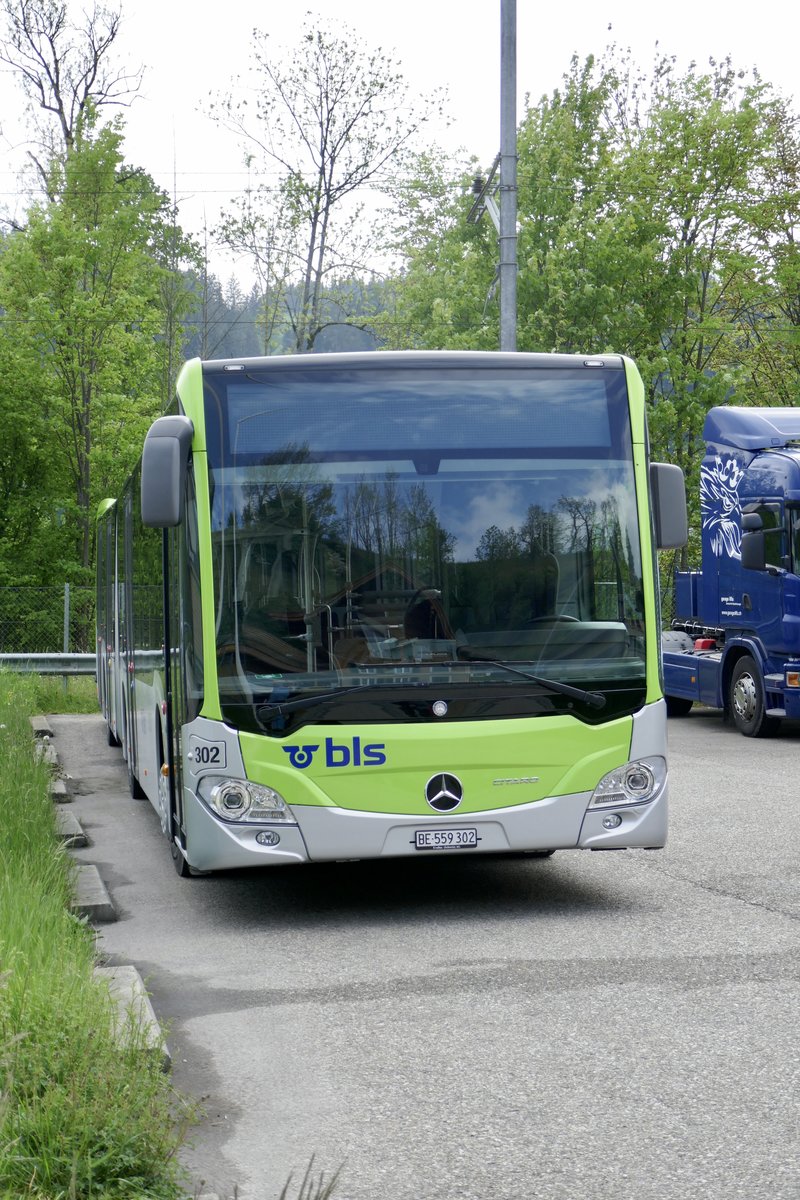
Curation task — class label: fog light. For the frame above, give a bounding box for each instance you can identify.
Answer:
[256,830,281,846]
[602,813,622,829]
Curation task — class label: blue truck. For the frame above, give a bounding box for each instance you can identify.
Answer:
[663,405,800,736]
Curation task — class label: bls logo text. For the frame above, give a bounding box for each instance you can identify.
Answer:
[283,737,387,770]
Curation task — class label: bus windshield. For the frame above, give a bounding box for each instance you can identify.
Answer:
[202,363,647,732]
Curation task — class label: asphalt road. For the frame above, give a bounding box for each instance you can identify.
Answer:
[51,709,800,1200]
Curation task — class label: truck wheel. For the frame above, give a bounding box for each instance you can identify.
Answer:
[729,655,780,737]
[665,695,693,717]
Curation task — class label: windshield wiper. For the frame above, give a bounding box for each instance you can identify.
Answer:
[457,656,606,709]
[257,685,373,718]
[256,662,606,721]
[256,679,453,718]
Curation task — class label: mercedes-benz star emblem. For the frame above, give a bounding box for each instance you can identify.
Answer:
[425,773,464,812]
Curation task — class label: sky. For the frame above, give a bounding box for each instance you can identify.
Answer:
[1,0,799,283]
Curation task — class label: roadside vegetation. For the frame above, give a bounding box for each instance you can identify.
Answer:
[23,674,99,716]
[0,673,341,1199]
[0,672,192,1198]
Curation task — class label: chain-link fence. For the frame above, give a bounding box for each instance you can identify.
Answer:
[0,567,684,655]
[0,586,96,654]
[658,549,683,630]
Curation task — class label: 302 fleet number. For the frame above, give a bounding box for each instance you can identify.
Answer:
[195,746,221,764]
[188,739,227,772]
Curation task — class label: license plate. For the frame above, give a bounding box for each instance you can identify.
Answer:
[414,827,479,850]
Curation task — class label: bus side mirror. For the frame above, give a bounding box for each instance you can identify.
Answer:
[650,462,688,549]
[141,416,194,527]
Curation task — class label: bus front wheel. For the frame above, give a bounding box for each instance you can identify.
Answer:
[127,751,146,800]
[171,839,193,877]
[171,840,209,878]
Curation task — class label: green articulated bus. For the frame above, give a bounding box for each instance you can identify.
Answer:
[96,351,687,877]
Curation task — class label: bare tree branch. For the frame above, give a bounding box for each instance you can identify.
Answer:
[211,16,446,351]
[0,0,144,193]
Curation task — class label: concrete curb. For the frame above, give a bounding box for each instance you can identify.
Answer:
[34,738,59,769]
[72,863,117,923]
[50,777,72,802]
[36,718,170,1073]
[94,965,172,1071]
[55,806,89,847]
[30,715,54,739]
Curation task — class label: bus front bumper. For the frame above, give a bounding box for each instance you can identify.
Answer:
[182,786,668,871]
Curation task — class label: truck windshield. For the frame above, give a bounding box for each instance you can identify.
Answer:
[202,363,647,733]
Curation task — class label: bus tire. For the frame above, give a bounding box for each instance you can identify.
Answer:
[665,695,693,717]
[729,655,780,738]
[171,839,209,878]
[171,839,192,877]
[128,753,146,799]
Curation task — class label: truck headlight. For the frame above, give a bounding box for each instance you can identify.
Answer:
[197,776,296,824]
[586,756,666,809]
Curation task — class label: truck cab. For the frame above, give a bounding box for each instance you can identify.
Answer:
[663,406,800,736]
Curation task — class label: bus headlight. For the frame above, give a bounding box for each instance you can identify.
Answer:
[197,776,296,824]
[586,756,666,809]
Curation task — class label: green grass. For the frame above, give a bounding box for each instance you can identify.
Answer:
[0,672,193,1198]
[277,1159,341,1200]
[24,674,99,716]
[0,672,343,1200]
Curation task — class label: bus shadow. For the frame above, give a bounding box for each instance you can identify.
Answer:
[187,851,641,931]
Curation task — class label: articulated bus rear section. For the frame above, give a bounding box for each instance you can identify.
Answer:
[99,351,687,877]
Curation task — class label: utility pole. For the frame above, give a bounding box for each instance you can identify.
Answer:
[499,0,517,351]
[467,1,518,350]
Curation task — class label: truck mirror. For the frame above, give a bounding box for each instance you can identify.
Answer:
[741,512,763,531]
[650,462,688,549]
[741,530,766,571]
[141,416,194,527]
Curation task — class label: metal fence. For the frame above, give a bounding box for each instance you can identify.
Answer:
[0,559,683,668]
[659,550,682,629]
[0,585,96,655]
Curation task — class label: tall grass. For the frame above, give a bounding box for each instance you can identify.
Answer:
[26,673,99,715]
[0,672,192,1198]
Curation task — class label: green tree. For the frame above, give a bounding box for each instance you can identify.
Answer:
[386,47,799,541]
[627,59,773,501]
[730,95,800,407]
[376,153,497,350]
[384,54,624,352]
[476,525,523,560]
[0,321,64,583]
[0,120,192,576]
